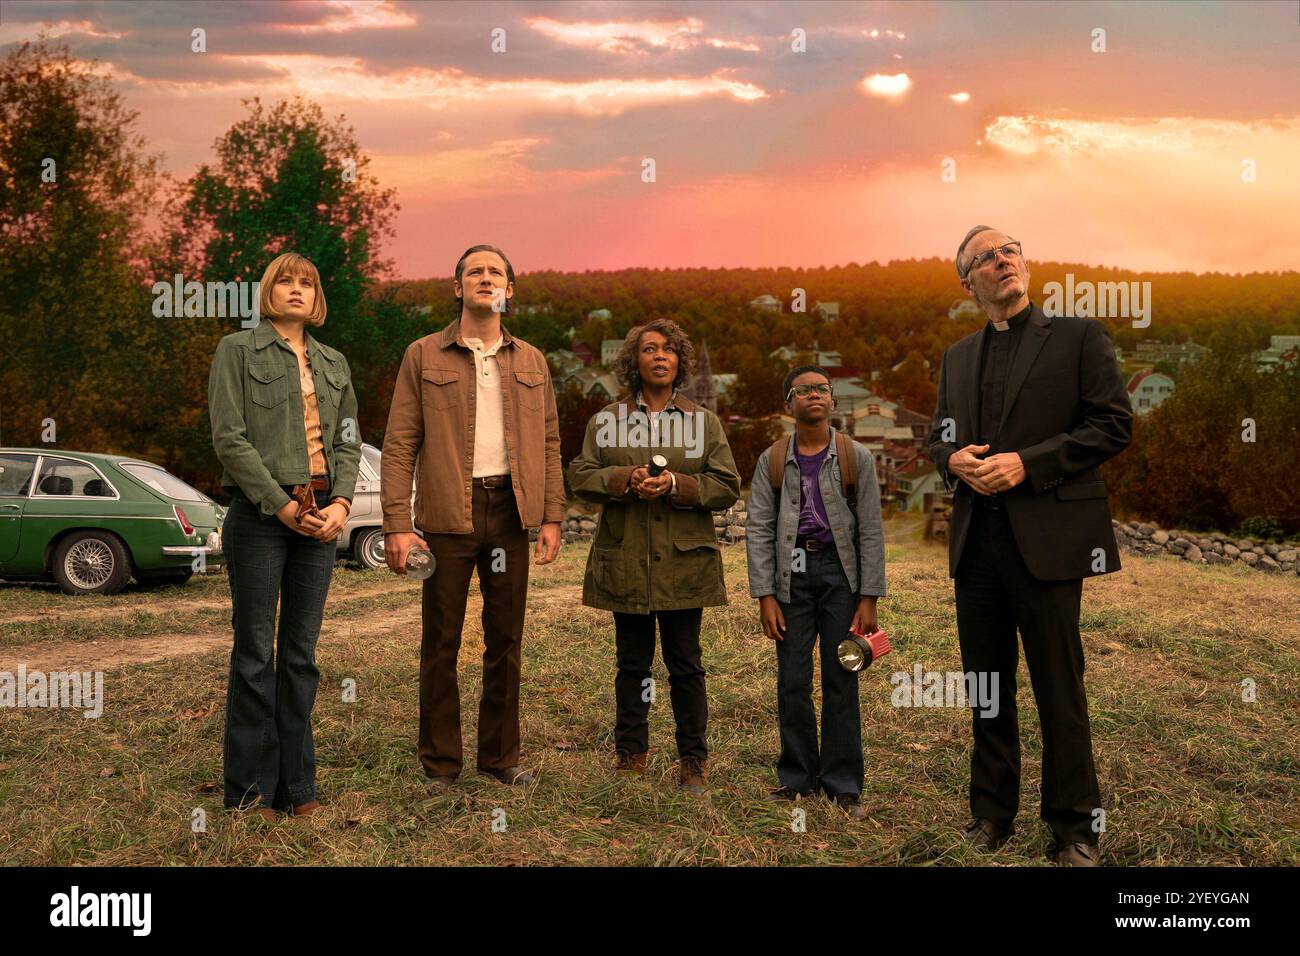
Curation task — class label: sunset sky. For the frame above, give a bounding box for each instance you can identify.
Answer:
[4,0,1298,278]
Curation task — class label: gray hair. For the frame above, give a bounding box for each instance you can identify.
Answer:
[956,225,995,278]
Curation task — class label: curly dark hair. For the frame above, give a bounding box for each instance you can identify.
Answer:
[612,318,696,397]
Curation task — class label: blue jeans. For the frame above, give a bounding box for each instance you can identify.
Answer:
[221,485,336,810]
[776,545,863,798]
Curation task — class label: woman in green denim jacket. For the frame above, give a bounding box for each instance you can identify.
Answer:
[207,252,360,819]
[566,319,740,795]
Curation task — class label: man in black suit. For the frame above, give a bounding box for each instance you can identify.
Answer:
[927,226,1133,867]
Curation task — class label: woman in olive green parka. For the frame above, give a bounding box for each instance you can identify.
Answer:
[566,319,740,794]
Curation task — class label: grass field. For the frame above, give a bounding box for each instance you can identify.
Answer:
[1,515,1297,866]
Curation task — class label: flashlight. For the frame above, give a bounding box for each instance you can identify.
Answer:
[837,626,892,672]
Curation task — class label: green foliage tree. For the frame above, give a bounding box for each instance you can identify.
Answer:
[726,417,786,492]
[1107,335,1300,534]
[0,40,163,453]
[179,96,424,473]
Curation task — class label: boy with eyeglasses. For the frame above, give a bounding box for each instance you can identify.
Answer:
[745,365,887,820]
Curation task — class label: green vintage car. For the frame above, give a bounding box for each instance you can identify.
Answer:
[0,448,225,595]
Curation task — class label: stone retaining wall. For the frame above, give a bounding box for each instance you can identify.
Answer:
[1111,520,1299,575]
[557,504,1298,577]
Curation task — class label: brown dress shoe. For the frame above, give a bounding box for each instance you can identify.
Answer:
[478,766,535,786]
[677,757,708,795]
[832,794,869,821]
[962,817,1013,851]
[615,750,648,774]
[291,800,320,817]
[425,775,457,795]
[1052,841,1101,867]
[228,801,278,822]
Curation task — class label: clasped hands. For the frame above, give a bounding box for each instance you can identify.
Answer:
[276,499,348,540]
[629,465,672,500]
[947,444,1026,495]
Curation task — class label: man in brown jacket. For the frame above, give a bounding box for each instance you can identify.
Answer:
[381,244,564,790]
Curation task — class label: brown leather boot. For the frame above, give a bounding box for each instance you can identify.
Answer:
[1051,841,1101,867]
[615,750,648,774]
[291,800,320,817]
[677,756,708,795]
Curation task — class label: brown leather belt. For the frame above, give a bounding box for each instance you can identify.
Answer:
[305,477,329,491]
[474,474,511,489]
[795,534,830,552]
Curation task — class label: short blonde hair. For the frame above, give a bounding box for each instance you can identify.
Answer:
[258,252,327,326]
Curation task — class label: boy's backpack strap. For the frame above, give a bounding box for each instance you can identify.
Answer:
[768,436,790,495]
[836,431,858,515]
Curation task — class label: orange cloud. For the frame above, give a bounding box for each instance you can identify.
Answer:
[275,0,416,33]
[111,54,768,116]
[526,16,760,54]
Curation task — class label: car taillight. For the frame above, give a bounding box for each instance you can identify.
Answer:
[174,505,195,535]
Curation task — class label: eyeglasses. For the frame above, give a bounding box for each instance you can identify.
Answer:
[786,383,833,401]
[961,241,1022,278]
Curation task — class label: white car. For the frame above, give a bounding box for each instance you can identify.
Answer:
[338,442,414,570]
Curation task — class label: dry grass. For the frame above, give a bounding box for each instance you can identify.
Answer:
[0,516,1296,866]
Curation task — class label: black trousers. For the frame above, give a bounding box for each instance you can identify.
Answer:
[776,546,862,798]
[613,608,707,760]
[954,504,1101,845]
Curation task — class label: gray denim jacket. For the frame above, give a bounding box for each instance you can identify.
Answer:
[745,427,887,603]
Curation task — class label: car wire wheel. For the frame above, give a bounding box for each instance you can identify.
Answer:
[64,538,116,589]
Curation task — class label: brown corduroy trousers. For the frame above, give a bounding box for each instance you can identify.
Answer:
[418,482,530,778]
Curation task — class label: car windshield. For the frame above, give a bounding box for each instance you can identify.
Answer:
[121,463,206,502]
[362,444,382,477]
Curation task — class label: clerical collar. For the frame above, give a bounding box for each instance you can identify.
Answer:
[989,302,1032,333]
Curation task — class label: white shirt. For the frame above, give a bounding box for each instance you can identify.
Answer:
[462,335,510,478]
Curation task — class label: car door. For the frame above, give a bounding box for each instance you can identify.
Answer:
[22,455,123,555]
[349,452,377,520]
[0,452,39,567]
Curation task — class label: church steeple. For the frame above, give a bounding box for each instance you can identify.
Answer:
[685,338,717,412]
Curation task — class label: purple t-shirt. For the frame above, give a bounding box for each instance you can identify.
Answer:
[795,444,834,544]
